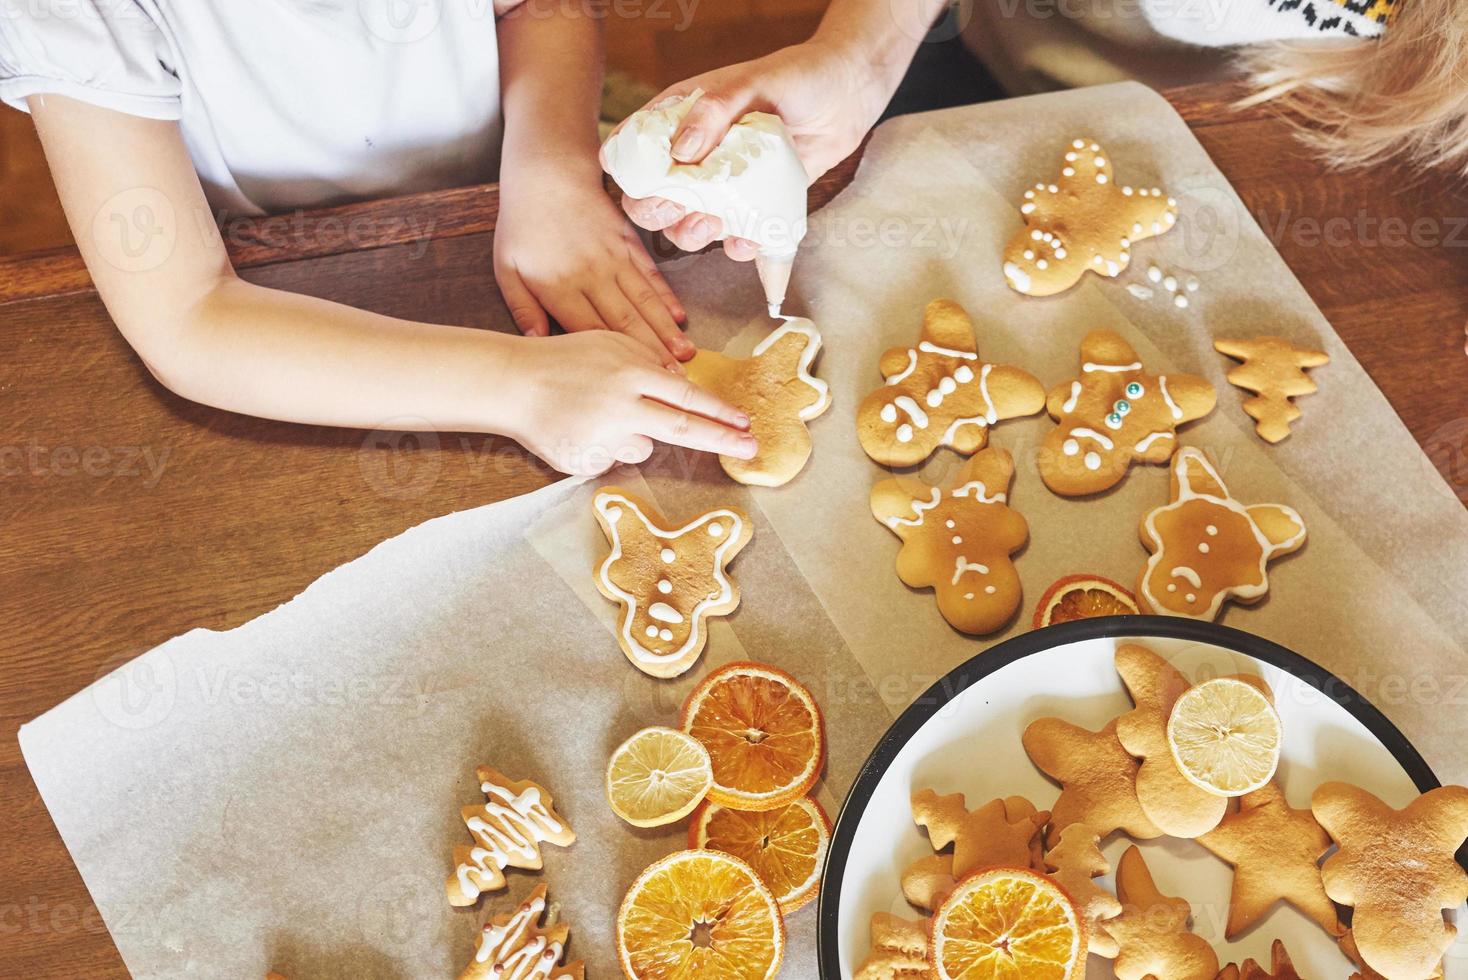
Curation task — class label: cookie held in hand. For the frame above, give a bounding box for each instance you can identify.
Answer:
[1003,138,1178,297]
[1137,448,1307,621]
[856,299,1044,468]
[593,487,751,678]
[685,318,831,487]
[1040,329,1214,496]
[871,447,1027,635]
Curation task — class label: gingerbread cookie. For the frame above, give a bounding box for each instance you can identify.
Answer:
[1108,845,1220,980]
[1197,780,1341,939]
[448,767,576,907]
[1003,138,1178,297]
[871,448,1027,635]
[900,852,958,912]
[1138,448,1307,621]
[856,299,1044,467]
[593,487,752,679]
[1214,336,1329,444]
[853,913,929,980]
[1040,329,1215,496]
[1023,716,1162,840]
[1313,782,1468,980]
[685,317,831,486]
[1044,823,1123,958]
[1114,644,1274,838]
[904,791,1048,910]
[460,885,583,980]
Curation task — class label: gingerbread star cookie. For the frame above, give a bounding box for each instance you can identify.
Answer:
[448,768,576,907]
[871,447,1028,635]
[856,299,1045,467]
[460,885,584,980]
[1022,716,1162,840]
[853,913,930,980]
[1138,448,1307,621]
[1197,780,1341,938]
[1313,782,1468,980]
[592,487,751,678]
[685,317,831,486]
[1040,329,1215,496]
[1108,845,1220,980]
[1003,138,1179,297]
[1214,336,1329,444]
[1044,823,1123,958]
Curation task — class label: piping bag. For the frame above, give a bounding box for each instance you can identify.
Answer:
[601,90,808,318]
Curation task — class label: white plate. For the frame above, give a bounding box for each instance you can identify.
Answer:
[818,618,1462,979]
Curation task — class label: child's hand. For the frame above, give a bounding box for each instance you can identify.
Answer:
[494,162,692,367]
[505,330,754,476]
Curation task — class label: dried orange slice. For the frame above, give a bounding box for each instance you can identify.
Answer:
[1033,573,1138,629]
[931,867,1086,980]
[1167,677,1282,796]
[689,796,830,913]
[606,726,714,828]
[680,662,825,811]
[617,849,784,979]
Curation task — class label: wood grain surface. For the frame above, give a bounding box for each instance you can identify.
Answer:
[1,81,1466,977]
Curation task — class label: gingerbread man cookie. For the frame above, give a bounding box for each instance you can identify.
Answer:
[593,487,752,678]
[1197,780,1341,939]
[1313,782,1468,980]
[1003,138,1178,297]
[871,447,1027,635]
[448,767,576,907]
[1022,716,1162,840]
[460,885,584,980]
[1044,823,1123,958]
[1138,448,1307,621]
[854,913,929,980]
[904,791,1048,910]
[1108,845,1220,980]
[685,317,831,486]
[1040,329,1215,496]
[856,299,1044,467]
[1214,336,1329,444]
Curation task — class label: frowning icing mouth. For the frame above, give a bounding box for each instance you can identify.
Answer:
[1170,566,1203,588]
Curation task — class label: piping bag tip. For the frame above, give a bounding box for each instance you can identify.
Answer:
[767,302,782,319]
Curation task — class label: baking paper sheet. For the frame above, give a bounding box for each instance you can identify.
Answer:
[19,82,1468,978]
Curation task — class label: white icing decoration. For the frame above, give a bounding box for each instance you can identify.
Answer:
[645,625,658,638]
[660,547,675,563]
[1174,294,1189,309]
[1185,593,1197,603]
[1206,524,1218,535]
[893,395,929,429]
[659,628,673,641]
[964,592,975,600]
[946,519,955,528]
[759,317,830,420]
[1158,375,1183,420]
[657,579,672,593]
[951,536,961,545]
[1004,262,1032,292]
[955,365,974,383]
[1083,361,1141,373]
[1062,381,1082,413]
[1063,438,1079,456]
[951,556,990,585]
[918,341,978,361]
[952,480,1007,504]
[896,424,913,443]
[880,403,897,423]
[1127,284,1155,301]
[887,349,918,386]
[1134,431,1174,453]
[1198,542,1210,553]
[1069,426,1114,450]
[648,602,682,624]
[886,488,942,529]
[470,894,567,977]
[458,781,565,904]
[985,585,997,594]
[1171,566,1203,588]
[708,523,723,537]
[1084,451,1101,470]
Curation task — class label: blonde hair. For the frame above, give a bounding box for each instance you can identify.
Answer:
[1238,0,1468,175]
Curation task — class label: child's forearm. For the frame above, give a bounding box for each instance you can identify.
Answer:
[497,0,604,184]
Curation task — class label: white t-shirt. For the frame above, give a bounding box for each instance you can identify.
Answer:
[0,0,504,215]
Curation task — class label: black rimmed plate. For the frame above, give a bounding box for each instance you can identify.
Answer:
[816,617,1456,979]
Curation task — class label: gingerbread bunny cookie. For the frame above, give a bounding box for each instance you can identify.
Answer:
[593,487,752,678]
[1040,329,1215,496]
[685,317,831,486]
[856,299,1044,467]
[1003,138,1178,297]
[871,447,1027,635]
[1138,448,1307,621]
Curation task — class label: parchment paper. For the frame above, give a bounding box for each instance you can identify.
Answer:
[19,83,1468,978]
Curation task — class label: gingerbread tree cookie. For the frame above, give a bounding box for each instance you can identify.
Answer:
[1108,845,1219,980]
[1197,780,1341,938]
[871,447,1028,635]
[1003,138,1178,297]
[685,318,831,486]
[1022,716,1161,840]
[592,487,751,679]
[1313,782,1468,980]
[1214,336,1329,444]
[460,885,583,980]
[853,913,930,980]
[1138,448,1307,621]
[1044,823,1123,958]
[1040,329,1215,496]
[448,767,576,907]
[856,299,1044,467]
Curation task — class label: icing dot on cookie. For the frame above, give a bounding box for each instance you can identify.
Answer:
[1106,413,1123,430]
[1036,259,1048,270]
[1096,174,1108,184]
[1023,249,1035,260]
[707,523,723,537]
[880,403,897,423]
[1048,184,1059,193]
[1066,150,1078,160]
[1126,381,1144,397]
[1021,203,1036,214]
[1054,248,1067,259]
[1185,593,1196,604]
[964,592,975,600]
[951,536,962,545]
[1206,525,1218,535]
[1094,156,1106,167]
[1167,583,1177,593]
[659,628,674,641]
[1186,276,1200,292]
[660,547,675,563]
[955,365,974,383]
[927,390,942,408]
[946,519,955,528]
[1174,295,1189,309]
[1163,276,1178,292]
[1024,189,1036,199]
[1072,138,1086,148]
[1093,255,1104,266]
[939,377,957,395]
[1084,451,1101,470]
[1031,230,1043,241]
[1123,185,1134,196]
[1063,438,1079,456]
[1062,167,1075,177]
[1168,196,1178,206]
[985,585,997,594]
[645,625,658,638]
[896,424,914,443]
[1198,543,1210,554]
[657,579,672,593]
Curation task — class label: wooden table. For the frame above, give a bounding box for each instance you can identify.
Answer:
[1,82,1466,977]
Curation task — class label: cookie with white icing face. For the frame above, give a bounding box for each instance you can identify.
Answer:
[856,300,1045,468]
[685,317,830,487]
[448,767,576,907]
[1137,447,1306,621]
[870,448,1027,635]
[592,487,751,678]
[1040,329,1215,496]
[1003,137,1178,297]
